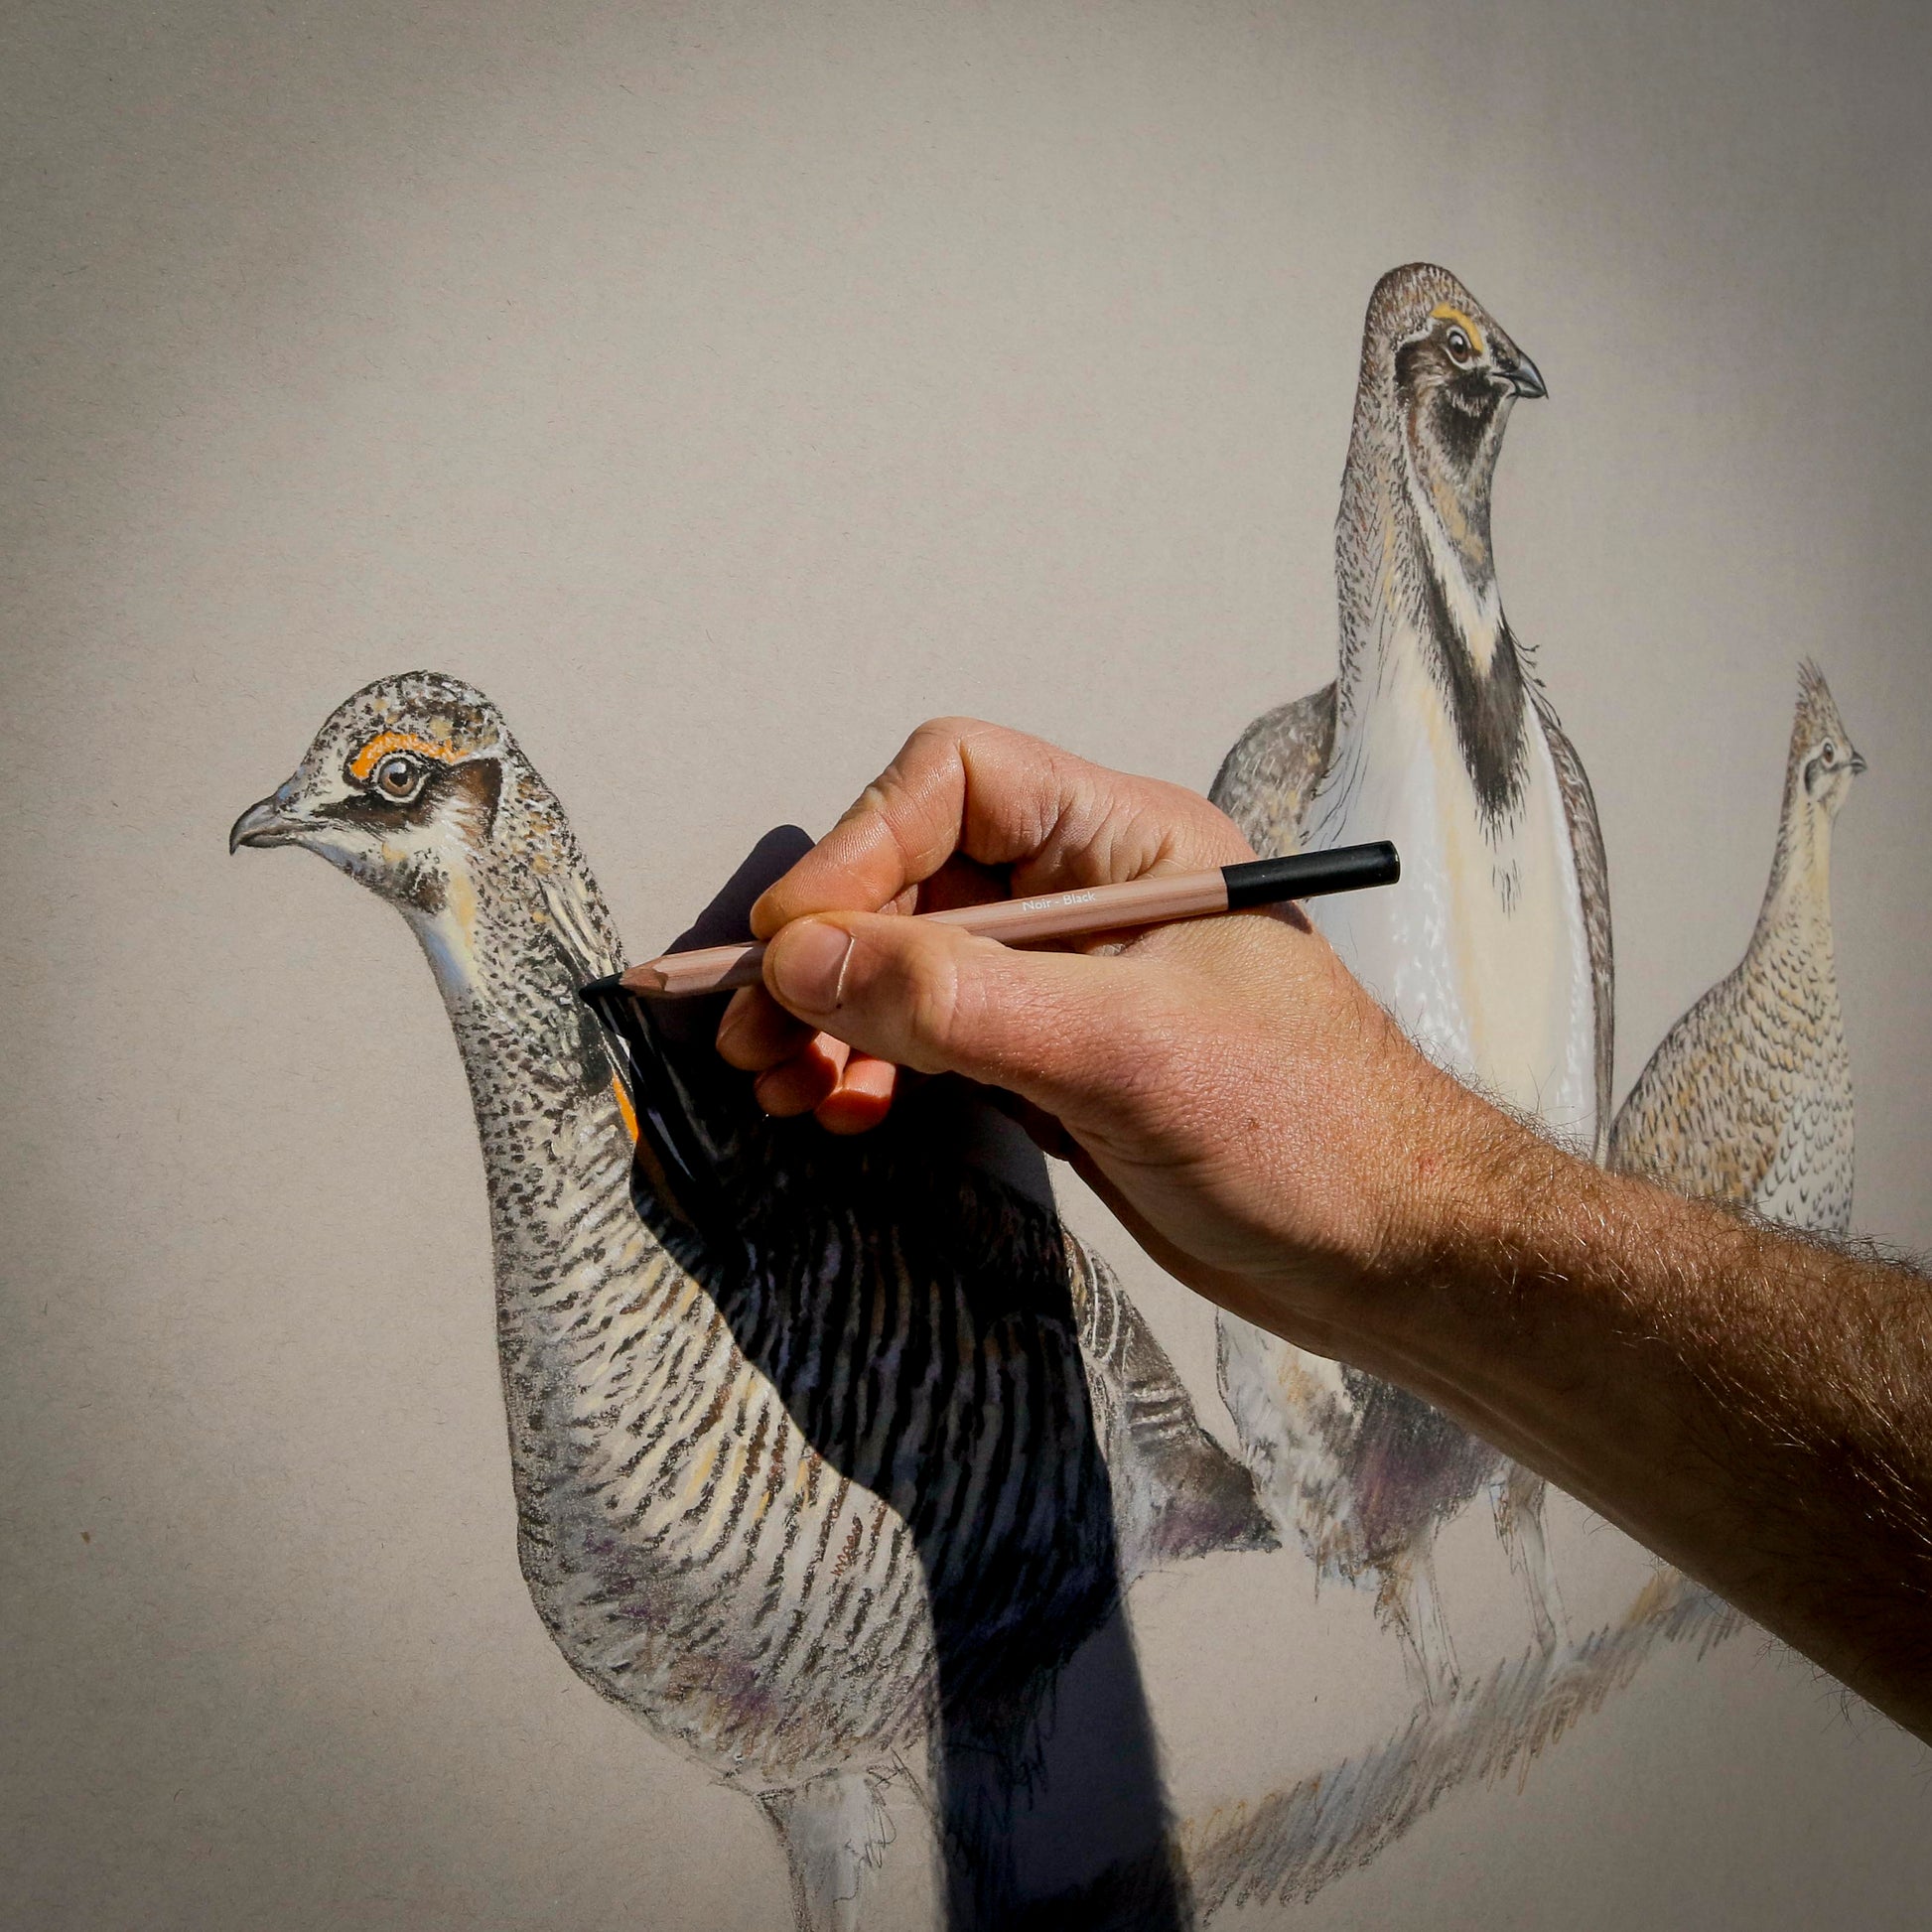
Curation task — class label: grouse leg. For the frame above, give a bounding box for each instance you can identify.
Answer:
[759,1770,893,1932]
[1380,1536,1461,1707]
[1494,1462,1568,1652]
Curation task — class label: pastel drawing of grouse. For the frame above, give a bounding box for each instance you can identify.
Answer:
[1212,264,1612,1704]
[1612,662,1863,1233]
[231,672,1272,1932]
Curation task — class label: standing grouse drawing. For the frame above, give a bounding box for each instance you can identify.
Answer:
[1212,264,1613,1702]
[231,672,1274,1931]
[1612,662,1863,1233]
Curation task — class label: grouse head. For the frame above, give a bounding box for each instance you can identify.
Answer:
[1360,263,1546,583]
[1791,660,1866,821]
[230,671,621,1036]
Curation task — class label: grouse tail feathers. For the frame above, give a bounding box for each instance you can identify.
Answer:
[1067,1237,1279,1575]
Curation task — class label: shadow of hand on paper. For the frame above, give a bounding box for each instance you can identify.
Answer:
[608,826,1192,1929]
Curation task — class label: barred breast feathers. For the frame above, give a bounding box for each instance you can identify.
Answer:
[1611,664,1859,1233]
[358,687,1270,1792]
[244,675,1270,1925]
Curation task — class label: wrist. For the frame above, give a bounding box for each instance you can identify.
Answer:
[1327,1054,1586,1367]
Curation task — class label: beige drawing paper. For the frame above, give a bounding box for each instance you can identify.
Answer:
[5,1,1931,1927]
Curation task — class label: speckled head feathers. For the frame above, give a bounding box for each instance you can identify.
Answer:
[1366,263,1492,352]
[1795,659,1856,755]
[229,671,584,916]
[1339,263,1548,598]
[309,670,510,778]
[1790,661,1865,814]
[1359,263,1541,402]
[232,670,624,1060]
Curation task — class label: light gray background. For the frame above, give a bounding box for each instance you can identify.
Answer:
[5,1,1929,1926]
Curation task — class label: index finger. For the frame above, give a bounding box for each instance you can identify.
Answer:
[749,717,1251,939]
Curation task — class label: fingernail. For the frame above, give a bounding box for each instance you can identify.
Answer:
[769,921,854,1013]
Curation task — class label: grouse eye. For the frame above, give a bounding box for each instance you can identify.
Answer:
[1445,326,1472,363]
[372,753,426,801]
[1820,740,1838,765]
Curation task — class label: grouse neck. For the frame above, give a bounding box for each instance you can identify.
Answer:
[399,835,636,1203]
[1405,410,1501,614]
[392,837,678,1490]
[1405,468,1504,682]
[1333,394,1398,702]
[1332,397,1529,832]
[1758,790,1836,949]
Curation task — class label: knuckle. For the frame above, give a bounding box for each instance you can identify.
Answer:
[913,713,985,740]
[839,920,960,1070]
[847,777,897,824]
[903,943,965,1062]
[1148,777,1254,863]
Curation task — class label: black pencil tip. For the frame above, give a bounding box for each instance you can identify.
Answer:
[578,973,624,1004]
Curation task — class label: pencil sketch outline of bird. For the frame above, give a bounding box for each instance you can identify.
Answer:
[1211,264,1613,1704]
[232,671,1273,1931]
[1611,661,1863,1233]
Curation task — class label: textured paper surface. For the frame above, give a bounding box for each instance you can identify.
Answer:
[5,1,1931,1926]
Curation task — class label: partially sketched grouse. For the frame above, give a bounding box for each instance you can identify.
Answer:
[1612,663,1863,1233]
[231,672,1273,1932]
[1212,265,1611,1703]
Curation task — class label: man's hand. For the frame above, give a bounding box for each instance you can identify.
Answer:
[714,717,1467,1344]
[714,717,1932,1742]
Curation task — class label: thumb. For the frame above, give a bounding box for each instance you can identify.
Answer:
[761,909,1154,1118]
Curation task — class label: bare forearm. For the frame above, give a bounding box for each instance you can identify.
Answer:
[1331,1077,1932,1736]
[729,717,1932,1736]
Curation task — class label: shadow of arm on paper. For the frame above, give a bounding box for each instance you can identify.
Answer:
[589,822,1279,1927]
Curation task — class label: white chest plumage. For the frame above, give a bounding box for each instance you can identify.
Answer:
[1307,629,1598,1150]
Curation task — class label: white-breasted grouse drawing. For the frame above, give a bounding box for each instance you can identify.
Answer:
[231,672,1274,1932]
[1212,264,1612,1703]
[1611,662,1863,1233]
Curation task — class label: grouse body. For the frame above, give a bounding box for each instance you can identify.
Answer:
[1212,264,1610,1701]
[233,671,1273,1929]
[1612,662,1863,1233]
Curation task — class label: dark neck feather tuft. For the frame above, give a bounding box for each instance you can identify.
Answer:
[1418,559,1529,830]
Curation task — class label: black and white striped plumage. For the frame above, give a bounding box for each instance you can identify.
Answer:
[233,672,1271,1929]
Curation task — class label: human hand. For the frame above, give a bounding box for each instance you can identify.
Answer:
[713,719,1475,1343]
[718,722,1932,1740]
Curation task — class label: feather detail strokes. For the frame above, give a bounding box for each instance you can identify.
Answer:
[1612,662,1862,1234]
[1210,264,1607,1705]
[233,669,1273,1931]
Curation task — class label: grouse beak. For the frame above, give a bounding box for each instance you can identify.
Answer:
[1500,351,1548,400]
[1848,750,1868,775]
[229,791,309,853]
